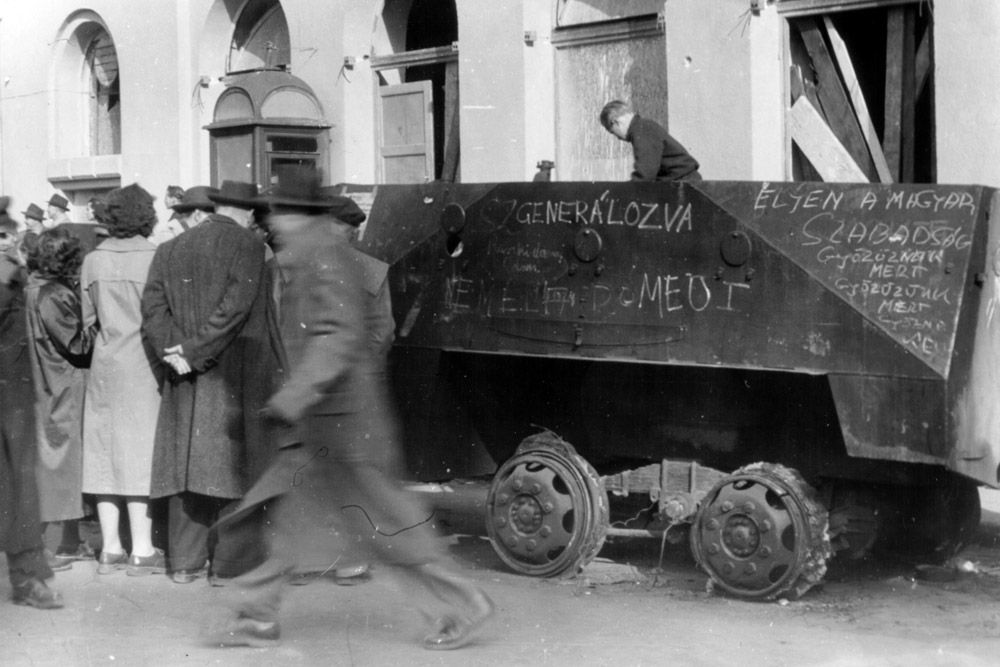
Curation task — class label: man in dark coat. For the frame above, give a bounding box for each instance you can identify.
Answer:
[600,99,702,182]
[141,180,282,584]
[209,166,493,651]
[0,221,62,608]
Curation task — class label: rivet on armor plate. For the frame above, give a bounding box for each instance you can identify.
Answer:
[496,516,508,528]
[497,493,509,505]
[760,519,772,533]
[743,502,756,513]
[531,483,541,495]
[759,546,771,558]
[512,477,523,491]
[707,543,720,555]
[721,501,734,513]
[506,536,518,548]
[526,540,537,552]
[540,526,552,537]
[744,563,757,575]
[542,502,554,514]
[706,519,720,530]
[722,562,735,575]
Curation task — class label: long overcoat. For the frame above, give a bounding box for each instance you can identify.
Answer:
[141,214,281,500]
[0,254,44,554]
[80,236,161,495]
[23,274,91,523]
[220,216,432,569]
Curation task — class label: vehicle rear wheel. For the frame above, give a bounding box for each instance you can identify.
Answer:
[486,430,608,577]
[691,462,831,600]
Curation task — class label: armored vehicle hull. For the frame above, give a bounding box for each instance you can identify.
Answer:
[356,181,999,598]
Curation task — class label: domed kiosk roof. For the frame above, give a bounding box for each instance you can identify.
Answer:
[207,69,329,129]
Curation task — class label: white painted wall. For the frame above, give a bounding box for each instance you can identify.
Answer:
[456,1,529,183]
[664,0,786,180]
[934,0,1000,187]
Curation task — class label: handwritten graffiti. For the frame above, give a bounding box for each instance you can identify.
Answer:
[441,272,751,321]
[484,191,693,232]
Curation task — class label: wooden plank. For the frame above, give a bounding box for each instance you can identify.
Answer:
[798,19,875,181]
[789,96,868,182]
[823,16,893,184]
[440,61,460,183]
[900,6,916,182]
[914,22,931,99]
[883,7,904,181]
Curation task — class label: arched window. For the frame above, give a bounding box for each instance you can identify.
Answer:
[50,13,123,205]
[229,0,290,72]
[85,32,120,155]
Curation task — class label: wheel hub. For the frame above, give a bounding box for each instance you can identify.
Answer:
[509,494,544,534]
[721,515,760,558]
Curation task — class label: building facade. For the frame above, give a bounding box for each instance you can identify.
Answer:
[0,0,995,222]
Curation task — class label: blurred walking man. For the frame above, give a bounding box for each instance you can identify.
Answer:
[209,166,493,650]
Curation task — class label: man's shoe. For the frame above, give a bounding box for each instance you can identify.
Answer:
[206,616,281,648]
[171,567,207,584]
[12,578,64,610]
[208,573,234,587]
[334,562,371,585]
[54,541,96,563]
[97,551,128,575]
[126,548,167,577]
[422,590,494,650]
[45,550,71,573]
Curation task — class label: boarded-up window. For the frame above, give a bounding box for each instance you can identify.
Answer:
[787,4,934,183]
[554,15,667,181]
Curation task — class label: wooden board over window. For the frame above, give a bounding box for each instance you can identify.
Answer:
[555,17,667,181]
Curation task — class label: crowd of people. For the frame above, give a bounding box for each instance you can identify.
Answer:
[0,166,493,650]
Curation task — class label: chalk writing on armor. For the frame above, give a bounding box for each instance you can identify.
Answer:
[484,192,693,232]
[753,181,978,362]
[442,271,751,320]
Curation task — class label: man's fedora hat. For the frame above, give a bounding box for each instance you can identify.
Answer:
[267,165,336,210]
[172,186,219,213]
[208,180,260,208]
[47,194,70,210]
[22,203,44,221]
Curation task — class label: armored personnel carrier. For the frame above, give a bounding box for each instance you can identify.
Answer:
[355,180,997,599]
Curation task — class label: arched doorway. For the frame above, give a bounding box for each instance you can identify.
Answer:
[372,0,460,183]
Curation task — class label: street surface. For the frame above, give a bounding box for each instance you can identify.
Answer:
[4,492,1000,666]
